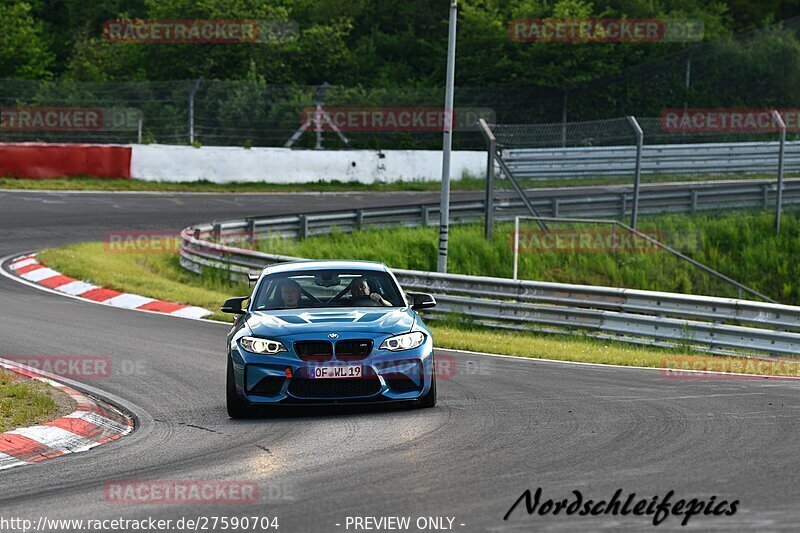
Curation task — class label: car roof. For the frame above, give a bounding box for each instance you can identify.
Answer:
[262,260,389,276]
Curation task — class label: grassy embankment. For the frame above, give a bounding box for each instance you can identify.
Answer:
[256,210,800,304]
[36,209,800,377]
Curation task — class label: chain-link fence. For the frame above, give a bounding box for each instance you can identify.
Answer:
[1,16,799,150]
[492,112,797,179]
[0,81,520,149]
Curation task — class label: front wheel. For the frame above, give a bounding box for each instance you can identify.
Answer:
[417,373,437,408]
[227,357,251,419]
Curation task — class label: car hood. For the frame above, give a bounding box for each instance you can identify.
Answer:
[246,308,415,337]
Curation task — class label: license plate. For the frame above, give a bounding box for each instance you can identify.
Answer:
[309,365,362,379]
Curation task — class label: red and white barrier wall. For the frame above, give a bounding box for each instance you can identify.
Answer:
[0,143,485,183]
[0,143,131,179]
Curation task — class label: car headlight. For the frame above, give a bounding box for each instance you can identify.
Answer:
[239,336,287,355]
[380,332,425,351]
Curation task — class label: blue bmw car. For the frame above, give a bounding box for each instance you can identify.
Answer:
[222,260,437,418]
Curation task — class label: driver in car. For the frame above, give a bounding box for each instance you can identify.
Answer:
[347,276,392,307]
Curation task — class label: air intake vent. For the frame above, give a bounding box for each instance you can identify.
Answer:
[294,340,333,362]
[335,339,373,361]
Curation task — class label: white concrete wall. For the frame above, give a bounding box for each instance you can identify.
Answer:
[130,144,486,183]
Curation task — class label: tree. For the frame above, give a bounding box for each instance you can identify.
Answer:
[0,1,54,78]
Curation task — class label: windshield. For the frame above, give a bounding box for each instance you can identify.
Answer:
[251,269,406,311]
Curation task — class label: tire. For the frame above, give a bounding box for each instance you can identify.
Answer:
[226,357,251,419]
[417,372,437,409]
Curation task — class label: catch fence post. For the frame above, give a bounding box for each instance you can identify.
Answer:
[627,115,644,229]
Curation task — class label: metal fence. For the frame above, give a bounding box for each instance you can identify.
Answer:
[178,190,800,357]
[483,111,795,228]
[0,81,514,149]
[501,141,800,179]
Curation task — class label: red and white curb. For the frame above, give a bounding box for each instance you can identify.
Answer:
[0,359,133,470]
[5,254,211,319]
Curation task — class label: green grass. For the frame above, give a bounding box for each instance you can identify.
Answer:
[254,209,800,304]
[0,172,793,193]
[39,241,251,321]
[0,370,60,433]
[36,238,800,378]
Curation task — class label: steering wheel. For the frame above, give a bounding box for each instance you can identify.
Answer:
[349,295,380,306]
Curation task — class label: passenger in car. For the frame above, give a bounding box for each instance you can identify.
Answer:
[276,279,303,308]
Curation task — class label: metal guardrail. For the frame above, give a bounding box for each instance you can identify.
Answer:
[503,141,800,180]
[202,179,799,232]
[179,193,800,357]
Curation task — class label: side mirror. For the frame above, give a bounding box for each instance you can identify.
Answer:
[408,292,436,311]
[221,296,249,315]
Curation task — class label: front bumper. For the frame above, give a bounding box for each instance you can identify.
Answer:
[229,334,434,405]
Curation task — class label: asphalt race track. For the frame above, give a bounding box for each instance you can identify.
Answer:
[1,188,799,532]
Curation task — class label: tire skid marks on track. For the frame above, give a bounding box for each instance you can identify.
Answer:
[0,359,134,470]
[6,253,211,319]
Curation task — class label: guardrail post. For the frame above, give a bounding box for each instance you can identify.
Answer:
[690,191,698,215]
[245,218,255,246]
[479,118,496,242]
[355,209,364,231]
[513,216,520,280]
[620,194,627,217]
[552,198,560,217]
[763,184,770,211]
[212,223,221,242]
[421,206,430,227]
[773,110,787,234]
[627,115,644,229]
[298,215,308,239]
